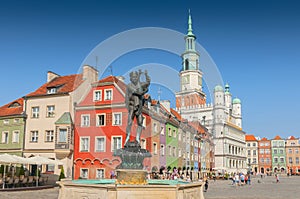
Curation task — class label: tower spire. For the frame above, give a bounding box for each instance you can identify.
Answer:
[187,9,195,37]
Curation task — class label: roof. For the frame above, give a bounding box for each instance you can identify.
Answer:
[273,135,282,140]
[55,112,72,124]
[171,108,182,121]
[245,134,257,141]
[288,136,297,140]
[96,76,126,93]
[0,98,24,117]
[27,74,84,97]
[260,137,269,141]
[188,121,206,134]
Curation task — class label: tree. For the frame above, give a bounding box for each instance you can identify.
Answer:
[59,166,66,181]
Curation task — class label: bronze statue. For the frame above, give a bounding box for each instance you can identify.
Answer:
[125,69,150,146]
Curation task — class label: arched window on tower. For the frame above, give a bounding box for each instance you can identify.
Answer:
[196,59,199,70]
[185,59,189,70]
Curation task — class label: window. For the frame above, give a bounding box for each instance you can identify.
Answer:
[3,119,9,124]
[81,115,90,127]
[265,142,269,146]
[288,149,292,154]
[160,127,164,135]
[296,157,299,164]
[153,142,157,155]
[141,139,146,149]
[259,149,264,154]
[58,129,67,143]
[296,149,299,154]
[96,169,104,179]
[280,157,284,163]
[95,137,105,152]
[261,158,264,163]
[47,87,57,94]
[80,137,90,152]
[14,118,20,123]
[289,157,293,164]
[252,143,256,147]
[12,131,19,143]
[265,149,270,154]
[46,105,55,117]
[30,131,38,142]
[46,164,55,173]
[96,114,106,126]
[31,107,39,118]
[248,158,251,164]
[93,90,102,101]
[168,128,172,137]
[142,116,146,128]
[173,129,176,138]
[113,113,122,126]
[247,150,251,155]
[260,142,264,146]
[2,132,9,143]
[160,144,165,156]
[178,149,182,157]
[274,149,277,154]
[104,89,113,100]
[178,132,182,141]
[173,147,176,157]
[45,130,54,142]
[274,157,278,163]
[168,146,172,156]
[266,158,270,163]
[280,149,283,154]
[80,169,88,179]
[111,136,122,152]
[247,143,250,147]
[253,150,256,155]
[153,123,158,132]
[253,158,257,163]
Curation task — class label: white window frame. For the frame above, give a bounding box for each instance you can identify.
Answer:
[142,115,146,128]
[96,113,106,126]
[111,136,122,152]
[112,112,122,126]
[173,129,176,138]
[81,114,90,127]
[45,130,54,142]
[46,105,55,118]
[160,126,164,135]
[96,168,105,179]
[160,144,165,156]
[104,89,113,100]
[80,168,89,179]
[93,90,102,101]
[3,119,9,124]
[168,145,172,156]
[80,136,90,152]
[58,128,67,143]
[141,139,146,149]
[153,123,158,132]
[2,131,9,144]
[12,130,19,143]
[153,142,157,155]
[95,136,106,152]
[168,128,172,137]
[31,106,39,118]
[30,131,38,142]
[14,118,20,123]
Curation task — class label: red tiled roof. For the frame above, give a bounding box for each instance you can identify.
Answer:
[260,137,268,141]
[273,135,282,140]
[0,98,24,117]
[96,76,126,93]
[171,108,182,121]
[288,136,297,140]
[27,74,83,97]
[245,134,257,141]
[188,121,206,134]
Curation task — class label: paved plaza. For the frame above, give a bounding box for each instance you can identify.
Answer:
[0,175,300,199]
[204,175,300,199]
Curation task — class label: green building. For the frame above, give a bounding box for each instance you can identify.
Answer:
[0,98,26,156]
[271,135,286,173]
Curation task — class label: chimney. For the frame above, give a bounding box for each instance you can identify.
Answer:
[47,71,59,82]
[83,65,98,82]
[160,100,170,112]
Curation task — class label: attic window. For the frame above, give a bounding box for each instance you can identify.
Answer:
[47,87,57,94]
[9,102,20,108]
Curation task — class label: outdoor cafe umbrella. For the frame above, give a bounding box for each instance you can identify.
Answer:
[0,153,29,189]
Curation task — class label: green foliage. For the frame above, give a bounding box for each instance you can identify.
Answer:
[19,165,25,176]
[0,165,4,174]
[59,166,66,181]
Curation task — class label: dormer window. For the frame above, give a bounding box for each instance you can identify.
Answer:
[47,87,57,94]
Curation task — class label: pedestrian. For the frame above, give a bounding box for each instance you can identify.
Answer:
[275,174,280,183]
[204,179,209,192]
[247,174,251,185]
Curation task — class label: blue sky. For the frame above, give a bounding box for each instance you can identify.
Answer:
[0,0,299,139]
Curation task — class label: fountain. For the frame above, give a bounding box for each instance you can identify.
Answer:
[57,70,205,199]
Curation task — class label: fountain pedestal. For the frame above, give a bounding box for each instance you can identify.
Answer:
[114,141,151,185]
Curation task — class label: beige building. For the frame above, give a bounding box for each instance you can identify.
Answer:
[285,136,300,175]
[23,65,98,176]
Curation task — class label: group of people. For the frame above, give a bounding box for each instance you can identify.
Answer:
[232,173,251,186]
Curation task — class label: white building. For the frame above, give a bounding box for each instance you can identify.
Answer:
[175,12,246,174]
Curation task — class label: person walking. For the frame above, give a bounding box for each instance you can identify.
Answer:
[204,178,209,192]
[275,174,280,183]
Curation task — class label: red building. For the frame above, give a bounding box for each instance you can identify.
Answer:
[258,137,272,175]
[73,76,152,179]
